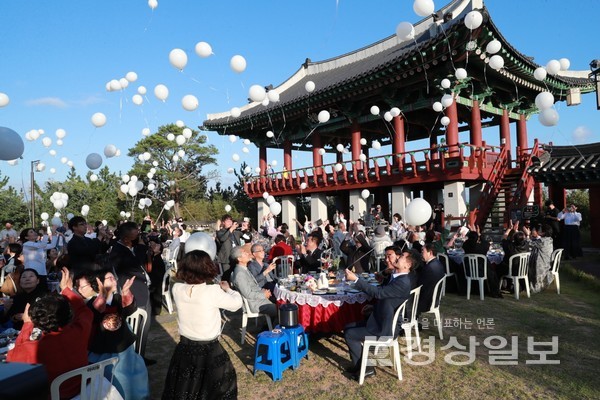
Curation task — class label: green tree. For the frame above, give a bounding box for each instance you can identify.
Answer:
[567,189,589,229]
[0,172,30,229]
[127,124,219,217]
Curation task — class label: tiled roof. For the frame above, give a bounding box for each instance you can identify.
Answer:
[529,143,600,184]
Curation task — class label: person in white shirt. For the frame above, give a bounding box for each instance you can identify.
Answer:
[163,250,242,400]
[20,227,60,286]
[557,204,583,260]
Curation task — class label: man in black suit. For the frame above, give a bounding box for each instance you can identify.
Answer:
[295,233,322,274]
[417,243,446,316]
[215,214,242,277]
[343,251,416,380]
[67,216,109,275]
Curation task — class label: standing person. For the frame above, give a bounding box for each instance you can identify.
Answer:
[20,227,60,288]
[67,216,109,275]
[163,250,242,400]
[544,200,561,248]
[109,221,154,364]
[295,233,323,274]
[343,251,416,380]
[0,220,18,253]
[417,243,446,316]
[558,204,583,260]
[148,237,167,316]
[215,214,241,276]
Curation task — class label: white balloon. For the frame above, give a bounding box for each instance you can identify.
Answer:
[152,161,159,167]
[42,137,52,147]
[413,0,434,16]
[336,144,344,152]
[122,174,130,183]
[109,79,121,91]
[360,138,367,146]
[195,41,212,58]
[182,94,199,111]
[232,153,240,162]
[242,147,249,153]
[267,90,280,103]
[533,67,547,81]
[231,107,241,118]
[538,108,559,127]
[244,166,251,173]
[119,78,129,89]
[175,120,185,128]
[441,94,454,108]
[56,139,63,146]
[86,153,102,169]
[305,81,316,93]
[300,182,307,190]
[243,139,251,145]
[261,97,270,106]
[128,187,138,197]
[546,59,561,75]
[271,160,278,167]
[359,154,367,162]
[90,174,98,182]
[269,202,282,216]
[361,189,370,199]
[169,48,188,70]
[228,135,237,143]
[55,128,66,139]
[455,68,467,80]
[432,101,443,112]
[167,133,175,141]
[370,105,380,115]
[36,162,45,172]
[266,195,276,205]
[384,111,393,122]
[396,22,415,40]
[8,160,19,166]
[142,128,151,136]
[29,130,40,140]
[61,157,68,164]
[372,141,382,150]
[404,198,433,226]
[262,192,269,199]
[148,183,156,191]
[41,212,49,221]
[172,154,179,162]
[49,149,56,156]
[390,107,401,117]
[180,128,192,139]
[137,86,147,95]
[255,167,261,173]
[486,39,501,54]
[464,10,483,30]
[230,55,247,73]
[227,167,234,174]
[148,0,158,10]
[154,84,169,101]
[249,85,266,102]
[318,110,330,123]
[125,71,138,82]
[104,144,117,158]
[559,58,570,71]
[176,135,186,145]
[535,92,555,110]
[184,232,217,259]
[67,161,74,167]
[224,204,232,213]
[440,116,451,126]
[441,78,451,89]
[266,131,274,138]
[489,55,504,70]
[334,163,343,172]
[132,94,143,105]
[91,112,107,128]
[0,92,9,107]
[51,217,62,226]
[143,152,151,161]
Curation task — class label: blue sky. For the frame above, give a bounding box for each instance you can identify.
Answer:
[0,0,598,192]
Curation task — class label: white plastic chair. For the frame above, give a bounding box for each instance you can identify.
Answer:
[371,241,389,272]
[169,246,180,272]
[277,255,295,279]
[499,252,531,300]
[358,298,408,385]
[240,296,273,345]
[463,254,488,300]
[421,276,446,340]
[50,357,119,400]
[550,248,564,294]
[126,308,148,354]
[162,266,174,314]
[437,253,458,296]
[401,285,422,359]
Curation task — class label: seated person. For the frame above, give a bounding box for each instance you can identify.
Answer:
[463,229,502,298]
[343,251,416,380]
[417,243,446,316]
[295,233,323,274]
[248,243,277,292]
[498,222,530,281]
[1,268,48,330]
[231,245,278,319]
[523,224,554,293]
[269,234,293,262]
[6,268,93,399]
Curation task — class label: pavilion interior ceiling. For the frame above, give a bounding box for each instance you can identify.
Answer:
[202,4,595,154]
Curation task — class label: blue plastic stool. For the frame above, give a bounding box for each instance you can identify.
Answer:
[276,324,309,369]
[253,330,294,381]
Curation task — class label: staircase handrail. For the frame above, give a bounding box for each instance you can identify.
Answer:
[473,145,509,226]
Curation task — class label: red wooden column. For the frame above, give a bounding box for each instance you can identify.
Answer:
[283,140,292,171]
[589,187,600,247]
[259,146,267,191]
[516,114,528,163]
[393,115,406,167]
[500,108,512,162]
[445,98,459,156]
[312,133,323,174]
[351,120,362,169]
[430,134,438,160]
[470,99,482,147]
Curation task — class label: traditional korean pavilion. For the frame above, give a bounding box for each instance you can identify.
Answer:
[202,0,597,241]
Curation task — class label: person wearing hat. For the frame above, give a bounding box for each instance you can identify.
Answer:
[231,244,277,318]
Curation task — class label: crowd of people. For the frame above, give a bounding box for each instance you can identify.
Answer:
[0,196,580,395]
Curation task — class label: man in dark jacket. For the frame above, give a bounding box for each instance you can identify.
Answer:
[417,243,446,316]
[215,214,242,276]
[67,216,109,275]
[343,251,417,380]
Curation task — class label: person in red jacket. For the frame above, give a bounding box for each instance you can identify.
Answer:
[268,234,292,261]
[6,267,93,399]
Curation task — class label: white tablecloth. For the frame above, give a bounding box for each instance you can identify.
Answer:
[447,249,505,265]
[274,285,371,308]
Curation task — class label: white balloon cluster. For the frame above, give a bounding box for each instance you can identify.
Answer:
[163,199,175,210]
[120,175,144,197]
[535,91,559,127]
[105,71,138,92]
[138,197,153,210]
[50,192,69,210]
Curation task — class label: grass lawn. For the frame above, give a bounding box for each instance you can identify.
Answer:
[146,261,600,400]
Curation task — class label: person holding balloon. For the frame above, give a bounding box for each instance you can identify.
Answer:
[19,226,61,289]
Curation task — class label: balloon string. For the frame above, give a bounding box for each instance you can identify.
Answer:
[439,24,457,72]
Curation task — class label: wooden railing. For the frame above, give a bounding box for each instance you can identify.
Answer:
[511,139,542,211]
[244,142,502,195]
[471,145,510,227]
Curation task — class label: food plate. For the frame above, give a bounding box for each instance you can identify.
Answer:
[312,290,327,295]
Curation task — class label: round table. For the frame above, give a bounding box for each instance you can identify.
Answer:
[274,285,372,334]
[447,249,505,265]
